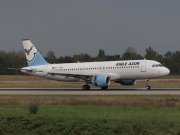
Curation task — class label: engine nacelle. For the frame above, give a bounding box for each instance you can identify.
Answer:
[115,80,136,85]
[91,75,110,87]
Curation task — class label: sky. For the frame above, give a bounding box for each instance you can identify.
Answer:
[0,0,180,57]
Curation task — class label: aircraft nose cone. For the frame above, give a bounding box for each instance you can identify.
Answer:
[167,68,170,75]
[164,68,170,75]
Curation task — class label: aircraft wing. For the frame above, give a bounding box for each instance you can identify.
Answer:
[47,71,109,81]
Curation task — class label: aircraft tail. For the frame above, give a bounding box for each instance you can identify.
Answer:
[22,39,49,66]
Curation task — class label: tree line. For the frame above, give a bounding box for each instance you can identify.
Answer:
[0,46,180,75]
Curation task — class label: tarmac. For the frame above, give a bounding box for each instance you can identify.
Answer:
[0,88,180,95]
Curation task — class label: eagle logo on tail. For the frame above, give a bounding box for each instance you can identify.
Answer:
[24,46,33,55]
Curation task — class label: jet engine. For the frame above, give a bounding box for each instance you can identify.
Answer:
[115,80,136,85]
[91,75,110,87]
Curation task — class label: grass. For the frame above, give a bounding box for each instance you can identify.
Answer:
[0,95,180,134]
[0,105,180,134]
[0,75,180,88]
[0,95,180,106]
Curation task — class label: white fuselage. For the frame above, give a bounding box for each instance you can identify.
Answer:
[21,59,170,82]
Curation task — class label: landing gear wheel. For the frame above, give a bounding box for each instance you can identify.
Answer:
[101,86,108,90]
[82,85,90,90]
[146,86,151,90]
[145,80,151,90]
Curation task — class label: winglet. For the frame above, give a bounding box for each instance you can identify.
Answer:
[22,39,49,66]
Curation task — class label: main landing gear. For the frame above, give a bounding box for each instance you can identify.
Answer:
[82,84,90,90]
[145,80,151,90]
[82,85,108,90]
[101,86,108,90]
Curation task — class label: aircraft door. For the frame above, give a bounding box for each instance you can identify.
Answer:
[141,61,146,72]
[43,66,49,76]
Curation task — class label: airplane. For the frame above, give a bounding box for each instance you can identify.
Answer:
[20,39,170,90]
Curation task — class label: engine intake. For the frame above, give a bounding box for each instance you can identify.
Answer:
[91,75,110,87]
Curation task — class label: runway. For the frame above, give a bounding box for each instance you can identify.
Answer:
[0,88,180,95]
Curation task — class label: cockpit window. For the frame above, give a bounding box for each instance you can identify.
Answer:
[152,64,164,67]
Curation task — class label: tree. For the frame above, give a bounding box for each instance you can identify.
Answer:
[164,51,174,74]
[144,46,158,60]
[45,51,57,63]
[172,51,180,74]
[57,56,73,63]
[73,54,92,62]
[96,49,106,61]
[122,47,142,60]
[105,55,121,61]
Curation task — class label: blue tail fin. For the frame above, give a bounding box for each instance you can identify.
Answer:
[22,39,49,66]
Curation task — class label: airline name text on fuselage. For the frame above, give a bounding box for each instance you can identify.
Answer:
[116,62,140,66]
